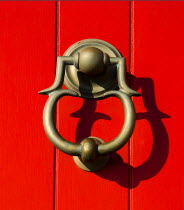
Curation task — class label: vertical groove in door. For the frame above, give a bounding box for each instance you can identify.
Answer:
[53,3,58,210]
[129,1,135,209]
[53,131,56,210]
[55,2,59,210]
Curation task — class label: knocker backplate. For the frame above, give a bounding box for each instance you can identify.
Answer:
[63,39,121,98]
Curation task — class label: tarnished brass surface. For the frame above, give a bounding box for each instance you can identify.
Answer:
[42,89,81,156]
[63,39,121,98]
[39,39,141,172]
[78,47,106,76]
[73,137,110,172]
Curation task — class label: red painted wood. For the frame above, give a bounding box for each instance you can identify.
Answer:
[2,2,183,210]
[130,2,184,209]
[0,2,56,209]
[56,2,131,210]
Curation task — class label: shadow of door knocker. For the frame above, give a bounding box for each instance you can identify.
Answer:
[39,39,141,172]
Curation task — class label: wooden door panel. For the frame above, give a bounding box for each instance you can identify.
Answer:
[57,2,131,210]
[130,2,184,209]
[1,2,183,210]
[0,2,56,209]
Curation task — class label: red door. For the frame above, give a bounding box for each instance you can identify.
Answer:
[0,2,183,210]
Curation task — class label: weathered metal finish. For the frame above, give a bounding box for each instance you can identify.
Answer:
[42,89,81,156]
[98,90,136,154]
[78,47,107,76]
[38,56,74,95]
[73,137,110,172]
[39,39,141,171]
[63,39,122,98]
[40,88,136,171]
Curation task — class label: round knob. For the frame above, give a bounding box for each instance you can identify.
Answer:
[78,47,106,76]
[81,137,98,162]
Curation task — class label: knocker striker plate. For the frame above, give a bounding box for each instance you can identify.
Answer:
[39,39,141,172]
[73,137,110,172]
[63,39,121,98]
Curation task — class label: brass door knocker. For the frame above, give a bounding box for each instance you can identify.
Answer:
[39,39,140,171]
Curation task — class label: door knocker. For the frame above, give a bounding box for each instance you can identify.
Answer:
[39,39,140,171]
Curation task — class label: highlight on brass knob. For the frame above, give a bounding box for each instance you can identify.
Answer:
[39,39,141,172]
[78,47,108,76]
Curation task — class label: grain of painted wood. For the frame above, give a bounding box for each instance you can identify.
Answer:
[56,2,131,210]
[130,2,184,209]
[0,2,56,209]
